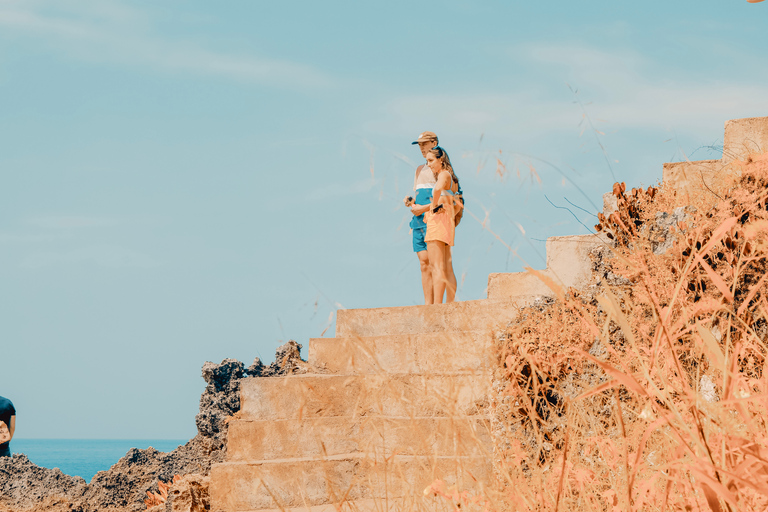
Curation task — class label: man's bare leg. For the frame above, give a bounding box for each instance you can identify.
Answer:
[417,250,433,304]
[446,247,457,302]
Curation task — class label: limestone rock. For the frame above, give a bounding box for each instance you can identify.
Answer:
[0,454,86,509]
[650,206,691,255]
[245,357,265,377]
[196,358,243,445]
[165,474,209,512]
[700,375,719,403]
[262,340,309,376]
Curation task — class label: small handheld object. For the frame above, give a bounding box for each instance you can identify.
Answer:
[432,204,444,214]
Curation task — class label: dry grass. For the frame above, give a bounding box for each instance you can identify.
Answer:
[485,152,768,511]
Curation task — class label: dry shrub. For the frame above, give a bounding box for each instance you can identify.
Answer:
[488,153,768,511]
[144,474,180,508]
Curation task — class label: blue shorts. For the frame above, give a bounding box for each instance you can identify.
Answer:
[413,227,427,253]
[410,188,432,253]
[0,445,10,457]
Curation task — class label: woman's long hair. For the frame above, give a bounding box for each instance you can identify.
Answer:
[428,146,460,188]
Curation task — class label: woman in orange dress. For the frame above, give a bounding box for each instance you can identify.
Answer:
[424,146,463,304]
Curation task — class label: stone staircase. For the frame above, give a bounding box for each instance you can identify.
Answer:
[209,116,768,512]
[209,235,604,512]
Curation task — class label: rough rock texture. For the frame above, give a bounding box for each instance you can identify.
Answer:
[195,358,244,460]
[262,340,307,377]
[147,474,209,512]
[0,341,307,512]
[0,454,86,510]
[77,439,214,512]
[649,206,692,255]
[0,496,83,512]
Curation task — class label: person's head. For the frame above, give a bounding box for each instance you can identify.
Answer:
[412,131,439,158]
[426,146,459,185]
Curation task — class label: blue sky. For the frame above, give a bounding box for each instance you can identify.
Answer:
[1,0,766,440]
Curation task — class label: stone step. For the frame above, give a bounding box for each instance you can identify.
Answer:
[662,159,734,207]
[308,331,493,374]
[226,497,468,512]
[227,416,492,461]
[486,270,555,301]
[487,234,608,300]
[544,234,606,291]
[239,373,490,421]
[335,298,528,338]
[209,455,492,511]
[723,116,768,163]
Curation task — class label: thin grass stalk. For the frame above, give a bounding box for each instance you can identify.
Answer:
[553,402,570,512]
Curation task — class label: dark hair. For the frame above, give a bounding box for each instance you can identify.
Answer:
[428,146,460,188]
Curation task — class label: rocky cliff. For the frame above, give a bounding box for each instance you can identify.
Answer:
[0,341,306,512]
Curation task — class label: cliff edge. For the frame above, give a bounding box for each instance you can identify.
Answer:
[0,341,306,512]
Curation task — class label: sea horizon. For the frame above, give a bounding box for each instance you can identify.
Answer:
[10,438,189,483]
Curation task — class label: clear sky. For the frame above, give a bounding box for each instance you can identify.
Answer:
[1,0,766,440]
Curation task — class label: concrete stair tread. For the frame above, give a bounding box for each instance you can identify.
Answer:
[227,497,463,512]
[240,373,491,420]
[487,270,556,300]
[233,415,490,421]
[228,416,492,461]
[219,454,490,465]
[210,457,492,510]
[309,331,494,374]
[335,297,533,338]
[253,371,491,378]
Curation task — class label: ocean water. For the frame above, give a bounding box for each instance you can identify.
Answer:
[10,439,187,483]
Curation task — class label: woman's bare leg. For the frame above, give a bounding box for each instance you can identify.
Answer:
[446,246,457,302]
[427,240,447,304]
[417,250,433,304]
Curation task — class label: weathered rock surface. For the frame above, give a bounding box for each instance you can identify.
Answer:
[0,341,307,512]
[262,340,307,377]
[650,206,691,255]
[148,474,209,512]
[0,454,86,510]
[77,439,213,512]
[195,358,244,459]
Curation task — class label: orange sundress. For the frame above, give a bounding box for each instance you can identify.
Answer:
[424,197,456,246]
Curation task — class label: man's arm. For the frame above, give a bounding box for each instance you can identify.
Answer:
[9,416,14,442]
[0,422,9,444]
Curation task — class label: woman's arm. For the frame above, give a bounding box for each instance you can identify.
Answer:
[430,171,452,209]
[453,195,464,226]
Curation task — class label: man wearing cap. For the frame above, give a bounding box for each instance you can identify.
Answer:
[404,131,440,304]
[0,395,16,457]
